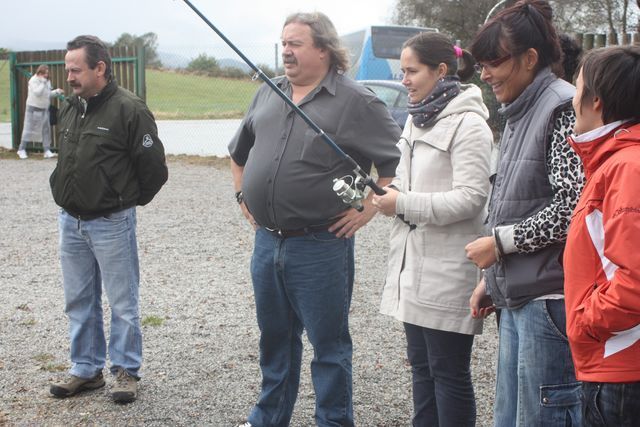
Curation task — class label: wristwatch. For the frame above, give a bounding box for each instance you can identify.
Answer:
[235,190,244,204]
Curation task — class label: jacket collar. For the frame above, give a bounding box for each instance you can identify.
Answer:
[568,120,640,178]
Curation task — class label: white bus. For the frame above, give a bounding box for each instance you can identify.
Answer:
[341,25,438,81]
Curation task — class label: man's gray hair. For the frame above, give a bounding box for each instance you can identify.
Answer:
[284,12,350,72]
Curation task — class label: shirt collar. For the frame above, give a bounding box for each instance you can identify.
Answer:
[571,119,632,143]
[317,67,338,96]
[278,66,338,100]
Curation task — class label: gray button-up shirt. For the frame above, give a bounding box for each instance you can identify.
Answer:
[229,69,401,230]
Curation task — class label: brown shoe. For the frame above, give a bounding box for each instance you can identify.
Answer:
[50,372,105,398]
[111,368,138,403]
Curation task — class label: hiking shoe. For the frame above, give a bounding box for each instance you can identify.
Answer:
[50,372,105,398]
[111,368,138,403]
[44,150,58,159]
[17,150,28,159]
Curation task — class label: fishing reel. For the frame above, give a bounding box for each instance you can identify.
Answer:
[333,175,366,212]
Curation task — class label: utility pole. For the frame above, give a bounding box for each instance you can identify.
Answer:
[274,43,279,74]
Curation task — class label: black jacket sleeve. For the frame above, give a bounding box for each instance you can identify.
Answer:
[129,100,168,205]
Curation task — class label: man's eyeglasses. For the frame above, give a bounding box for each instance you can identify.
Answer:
[474,54,512,74]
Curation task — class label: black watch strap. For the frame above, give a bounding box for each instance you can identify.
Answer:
[235,190,243,204]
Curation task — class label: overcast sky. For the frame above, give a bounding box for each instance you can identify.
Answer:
[2,0,397,64]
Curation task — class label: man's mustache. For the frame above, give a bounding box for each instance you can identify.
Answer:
[282,55,296,64]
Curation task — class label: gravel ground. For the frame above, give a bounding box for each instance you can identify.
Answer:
[0,155,497,426]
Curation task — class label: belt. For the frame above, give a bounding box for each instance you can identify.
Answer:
[63,205,133,221]
[397,214,417,230]
[64,210,105,221]
[264,222,334,238]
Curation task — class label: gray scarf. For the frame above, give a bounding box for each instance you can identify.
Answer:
[407,76,460,128]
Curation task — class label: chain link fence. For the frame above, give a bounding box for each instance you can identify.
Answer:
[141,43,282,156]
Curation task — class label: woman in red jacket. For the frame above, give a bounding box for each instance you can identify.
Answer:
[565,45,640,426]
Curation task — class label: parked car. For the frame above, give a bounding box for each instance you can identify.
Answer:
[359,80,408,129]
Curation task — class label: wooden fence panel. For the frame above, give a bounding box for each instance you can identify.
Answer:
[575,31,640,51]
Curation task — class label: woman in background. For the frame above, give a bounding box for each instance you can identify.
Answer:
[17,64,63,159]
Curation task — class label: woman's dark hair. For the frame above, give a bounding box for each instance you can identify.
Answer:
[559,33,583,83]
[470,0,562,75]
[403,32,475,81]
[66,35,112,80]
[577,45,640,124]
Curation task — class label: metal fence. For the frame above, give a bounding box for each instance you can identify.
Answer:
[139,43,277,156]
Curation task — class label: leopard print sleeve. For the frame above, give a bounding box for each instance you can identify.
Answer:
[512,108,585,253]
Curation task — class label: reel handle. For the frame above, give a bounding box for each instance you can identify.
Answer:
[365,178,387,196]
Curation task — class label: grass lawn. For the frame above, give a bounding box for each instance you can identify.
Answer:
[0,64,260,123]
[0,60,9,122]
[146,69,260,120]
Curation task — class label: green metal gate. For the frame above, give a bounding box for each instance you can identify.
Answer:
[10,45,145,151]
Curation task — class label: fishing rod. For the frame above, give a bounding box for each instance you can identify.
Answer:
[181,0,386,211]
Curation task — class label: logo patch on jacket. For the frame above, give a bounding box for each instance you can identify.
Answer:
[142,134,154,148]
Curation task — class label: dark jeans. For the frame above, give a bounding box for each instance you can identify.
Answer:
[248,228,355,427]
[404,323,475,427]
[582,381,640,426]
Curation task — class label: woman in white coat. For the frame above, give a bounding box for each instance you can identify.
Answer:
[373,32,492,427]
[17,64,63,159]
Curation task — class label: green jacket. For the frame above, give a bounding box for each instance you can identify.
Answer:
[50,80,168,217]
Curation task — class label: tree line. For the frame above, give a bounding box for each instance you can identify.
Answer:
[113,33,277,79]
[183,53,278,79]
[393,0,640,46]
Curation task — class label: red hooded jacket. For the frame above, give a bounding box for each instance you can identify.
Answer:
[564,121,640,382]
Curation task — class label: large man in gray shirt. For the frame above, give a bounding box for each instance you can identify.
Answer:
[229,12,400,427]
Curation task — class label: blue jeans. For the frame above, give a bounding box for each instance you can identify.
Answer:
[248,228,355,427]
[404,323,475,427]
[58,208,142,379]
[582,382,640,426]
[494,299,582,427]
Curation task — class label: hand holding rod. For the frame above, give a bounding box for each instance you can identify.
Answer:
[181,0,386,198]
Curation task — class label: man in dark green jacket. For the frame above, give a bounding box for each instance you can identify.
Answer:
[49,35,167,404]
